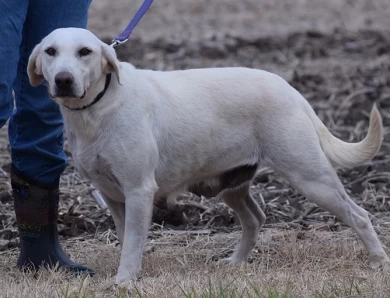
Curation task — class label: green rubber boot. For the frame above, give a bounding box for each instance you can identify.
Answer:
[11,168,95,276]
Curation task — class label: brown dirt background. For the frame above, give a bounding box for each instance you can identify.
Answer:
[1,0,390,296]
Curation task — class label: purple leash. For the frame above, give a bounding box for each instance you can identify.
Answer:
[110,0,154,47]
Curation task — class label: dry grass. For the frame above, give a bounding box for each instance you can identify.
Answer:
[1,228,390,297]
[1,0,390,297]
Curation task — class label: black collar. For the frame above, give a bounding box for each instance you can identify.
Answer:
[64,73,112,111]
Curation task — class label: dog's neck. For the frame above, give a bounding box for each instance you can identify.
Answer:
[59,72,119,142]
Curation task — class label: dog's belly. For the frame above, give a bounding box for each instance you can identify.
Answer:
[188,164,258,197]
[154,135,260,195]
[155,163,258,199]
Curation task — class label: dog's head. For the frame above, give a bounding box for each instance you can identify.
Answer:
[27,27,121,106]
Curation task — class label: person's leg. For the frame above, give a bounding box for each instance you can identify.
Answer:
[0,1,28,129]
[10,0,94,275]
[11,0,93,185]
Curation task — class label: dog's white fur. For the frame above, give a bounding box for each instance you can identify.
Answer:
[28,28,389,286]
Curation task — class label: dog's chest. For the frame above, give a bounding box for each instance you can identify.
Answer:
[70,136,125,202]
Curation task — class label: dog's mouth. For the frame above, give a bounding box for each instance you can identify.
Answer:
[50,89,86,100]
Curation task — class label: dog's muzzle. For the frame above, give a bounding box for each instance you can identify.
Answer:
[53,71,77,98]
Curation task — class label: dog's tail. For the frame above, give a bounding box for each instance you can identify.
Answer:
[304,102,383,169]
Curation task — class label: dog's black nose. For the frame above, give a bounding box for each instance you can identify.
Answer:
[55,72,74,88]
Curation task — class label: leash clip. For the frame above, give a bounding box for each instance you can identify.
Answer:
[110,0,153,48]
[110,39,129,48]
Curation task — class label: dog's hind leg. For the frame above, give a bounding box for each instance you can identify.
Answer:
[267,122,390,269]
[244,191,266,229]
[284,165,389,268]
[221,183,263,264]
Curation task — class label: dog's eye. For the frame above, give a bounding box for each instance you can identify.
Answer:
[79,47,92,56]
[45,47,57,56]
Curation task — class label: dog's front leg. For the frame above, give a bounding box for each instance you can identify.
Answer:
[115,183,156,288]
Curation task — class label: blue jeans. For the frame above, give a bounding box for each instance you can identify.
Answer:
[0,0,92,187]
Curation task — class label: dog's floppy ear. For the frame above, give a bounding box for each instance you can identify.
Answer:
[27,44,44,87]
[101,43,121,85]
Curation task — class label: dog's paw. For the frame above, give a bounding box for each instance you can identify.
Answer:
[369,255,390,271]
[115,276,137,290]
[218,256,247,267]
[115,279,134,290]
[115,271,141,289]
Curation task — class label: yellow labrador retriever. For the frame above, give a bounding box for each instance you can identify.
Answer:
[27,27,389,287]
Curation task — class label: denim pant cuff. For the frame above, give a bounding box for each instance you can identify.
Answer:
[11,164,60,190]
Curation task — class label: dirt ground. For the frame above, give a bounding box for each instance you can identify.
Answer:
[1,0,390,297]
